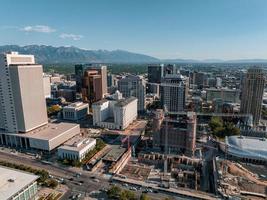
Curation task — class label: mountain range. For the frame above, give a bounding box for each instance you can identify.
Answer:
[0,45,267,64]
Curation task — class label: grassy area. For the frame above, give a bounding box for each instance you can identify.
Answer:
[81,138,106,164]
[58,158,82,167]
[107,185,137,200]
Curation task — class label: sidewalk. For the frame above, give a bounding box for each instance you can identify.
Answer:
[112,176,218,200]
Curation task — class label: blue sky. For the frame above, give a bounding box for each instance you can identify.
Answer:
[1,0,267,59]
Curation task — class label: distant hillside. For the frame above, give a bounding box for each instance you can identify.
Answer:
[162,58,267,63]
[0,45,159,64]
[1,45,267,64]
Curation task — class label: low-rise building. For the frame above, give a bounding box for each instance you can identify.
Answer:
[92,92,138,130]
[58,136,96,161]
[0,166,39,200]
[222,136,267,164]
[206,88,240,103]
[0,122,80,151]
[62,102,89,121]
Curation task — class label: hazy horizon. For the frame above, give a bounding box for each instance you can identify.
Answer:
[1,0,267,60]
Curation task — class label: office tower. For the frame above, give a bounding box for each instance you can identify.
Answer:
[161,74,189,112]
[180,69,191,77]
[216,77,222,87]
[118,75,146,112]
[207,77,222,88]
[0,52,48,133]
[76,64,107,103]
[107,73,118,87]
[147,64,164,94]
[240,68,265,125]
[82,69,103,105]
[87,65,107,97]
[164,64,178,76]
[152,111,196,156]
[75,64,87,93]
[192,71,208,89]
[206,88,240,103]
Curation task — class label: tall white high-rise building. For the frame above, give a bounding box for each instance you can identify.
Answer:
[161,74,189,112]
[0,52,48,133]
[43,74,51,98]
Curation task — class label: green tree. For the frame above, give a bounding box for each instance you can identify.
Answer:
[107,185,121,199]
[209,117,240,139]
[45,178,58,189]
[119,190,136,200]
[220,122,240,137]
[47,105,62,116]
[140,193,150,200]
[209,116,223,132]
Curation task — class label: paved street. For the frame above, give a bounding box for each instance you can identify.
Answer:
[0,150,182,200]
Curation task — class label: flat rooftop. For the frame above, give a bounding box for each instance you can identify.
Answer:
[0,166,39,200]
[18,122,79,141]
[92,99,109,106]
[115,97,137,107]
[58,136,96,152]
[102,145,126,162]
[65,102,88,108]
[206,88,240,92]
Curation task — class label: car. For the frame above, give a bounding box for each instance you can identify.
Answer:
[93,179,100,182]
[260,174,266,178]
[122,183,128,187]
[147,189,153,193]
[69,178,74,181]
[58,178,64,182]
[100,188,108,192]
[79,180,84,183]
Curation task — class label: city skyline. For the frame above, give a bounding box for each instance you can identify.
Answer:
[1,0,267,60]
[1,1,267,199]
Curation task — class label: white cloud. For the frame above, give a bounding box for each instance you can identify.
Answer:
[59,33,83,41]
[21,25,56,33]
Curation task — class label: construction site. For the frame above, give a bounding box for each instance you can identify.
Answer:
[136,152,202,190]
[215,157,267,199]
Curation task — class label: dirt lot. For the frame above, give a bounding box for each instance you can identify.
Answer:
[218,160,267,199]
[120,164,151,181]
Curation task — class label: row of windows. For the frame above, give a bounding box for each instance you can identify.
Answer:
[64,111,75,118]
